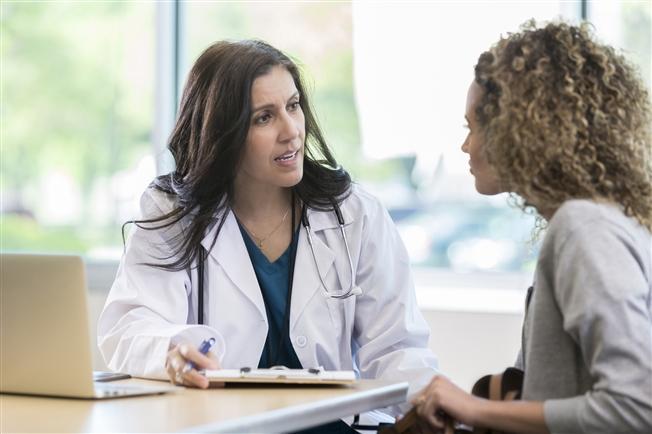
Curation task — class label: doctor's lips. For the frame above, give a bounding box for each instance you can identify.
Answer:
[274,149,300,164]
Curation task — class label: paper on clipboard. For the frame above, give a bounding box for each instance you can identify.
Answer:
[204,367,356,385]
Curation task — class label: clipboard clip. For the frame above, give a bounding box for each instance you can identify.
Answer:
[238,366,323,376]
[269,365,323,375]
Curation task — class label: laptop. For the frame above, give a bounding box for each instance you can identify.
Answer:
[0,253,175,399]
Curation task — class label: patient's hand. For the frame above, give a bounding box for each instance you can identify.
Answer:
[411,375,481,431]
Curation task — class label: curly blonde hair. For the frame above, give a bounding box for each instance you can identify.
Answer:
[474,20,652,230]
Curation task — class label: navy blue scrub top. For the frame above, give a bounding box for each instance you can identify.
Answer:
[238,221,360,434]
[238,222,302,369]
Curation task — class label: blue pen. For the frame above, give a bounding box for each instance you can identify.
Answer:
[182,337,216,373]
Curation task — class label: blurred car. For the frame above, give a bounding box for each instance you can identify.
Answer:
[392,201,538,273]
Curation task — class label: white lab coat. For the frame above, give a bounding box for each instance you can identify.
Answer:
[98,184,438,414]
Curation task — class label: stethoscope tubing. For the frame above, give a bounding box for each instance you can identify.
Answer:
[302,203,361,299]
[304,225,361,300]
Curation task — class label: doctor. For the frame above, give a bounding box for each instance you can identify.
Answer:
[98,40,437,414]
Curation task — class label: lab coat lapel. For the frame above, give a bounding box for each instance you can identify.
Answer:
[290,210,336,329]
[200,210,266,320]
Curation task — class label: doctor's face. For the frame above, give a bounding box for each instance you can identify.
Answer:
[236,65,305,190]
[461,81,502,195]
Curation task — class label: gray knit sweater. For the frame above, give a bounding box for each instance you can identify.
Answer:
[518,200,652,434]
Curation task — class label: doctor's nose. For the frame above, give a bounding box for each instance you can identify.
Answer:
[278,111,301,143]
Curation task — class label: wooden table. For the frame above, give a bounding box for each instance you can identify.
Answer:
[1,378,408,433]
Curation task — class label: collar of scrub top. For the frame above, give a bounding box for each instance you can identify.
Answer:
[300,202,362,299]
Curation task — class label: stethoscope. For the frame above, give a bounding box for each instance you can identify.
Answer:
[301,202,362,299]
[196,200,362,326]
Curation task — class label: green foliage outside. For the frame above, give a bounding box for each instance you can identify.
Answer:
[2,215,88,253]
[1,2,154,253]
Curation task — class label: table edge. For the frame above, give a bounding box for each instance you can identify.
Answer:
[182,381,408,433]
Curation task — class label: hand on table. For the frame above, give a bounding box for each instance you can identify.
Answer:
[165,342,220,388]
[411,375,482,432]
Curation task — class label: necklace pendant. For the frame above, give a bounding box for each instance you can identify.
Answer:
[258,241,264,249]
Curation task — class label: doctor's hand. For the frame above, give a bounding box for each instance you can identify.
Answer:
[165,342,220,388]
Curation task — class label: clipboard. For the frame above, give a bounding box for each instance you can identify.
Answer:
[204,367,356,385]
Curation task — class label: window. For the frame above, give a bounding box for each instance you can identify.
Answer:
[589,1,650,91]
[183,2,360,168]
[352,2,567,275]
[1,1,156,259]
[3,1,649,309]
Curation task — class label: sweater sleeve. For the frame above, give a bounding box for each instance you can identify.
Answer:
[543,219,652,434]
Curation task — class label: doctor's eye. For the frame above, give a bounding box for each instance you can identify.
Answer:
[288,101,301,112]
[254,112,272,125]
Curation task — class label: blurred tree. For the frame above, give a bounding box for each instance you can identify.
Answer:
[1,1,154,251]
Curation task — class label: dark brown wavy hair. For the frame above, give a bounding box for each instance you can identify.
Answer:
[474,20,652,230]
[126,40,351,270]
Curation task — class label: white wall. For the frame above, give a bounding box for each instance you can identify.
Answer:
[423,310,523,391]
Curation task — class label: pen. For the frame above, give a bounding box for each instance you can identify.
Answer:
[182,337,216,373]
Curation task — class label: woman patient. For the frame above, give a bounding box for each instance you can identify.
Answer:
[412,21,652,434]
